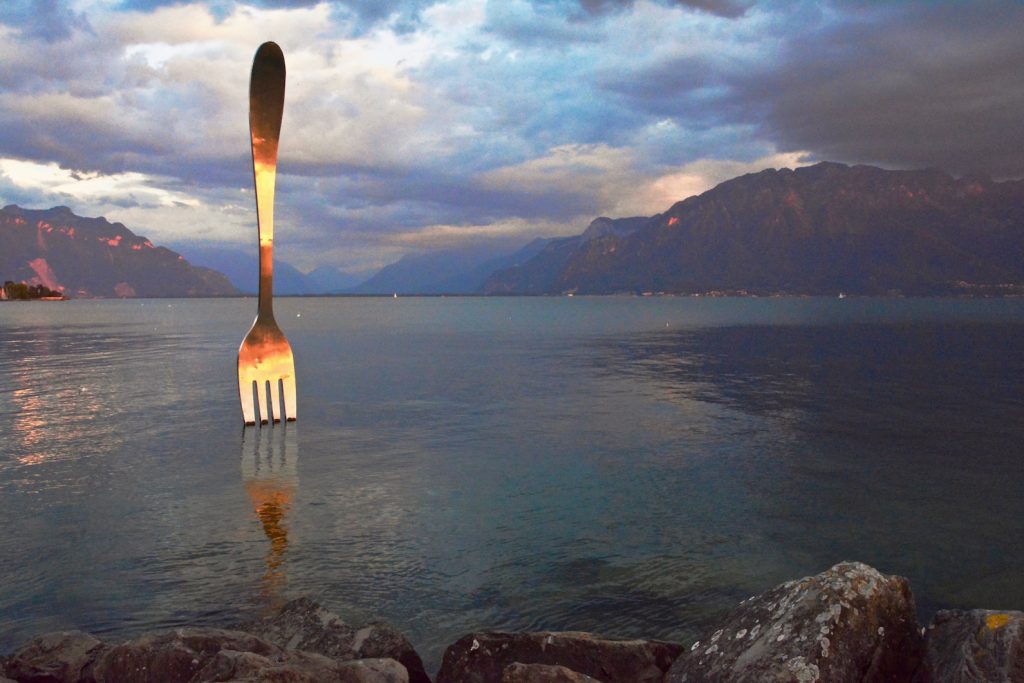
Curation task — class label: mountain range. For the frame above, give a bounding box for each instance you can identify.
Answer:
[0,205,237,297]
[4,162,1022,298]
[172,243,361,295]
[484,162,1024,296]
[348,240,551,295]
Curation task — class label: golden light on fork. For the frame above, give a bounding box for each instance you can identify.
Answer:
[238,329,296,425]
[238,41,297,425]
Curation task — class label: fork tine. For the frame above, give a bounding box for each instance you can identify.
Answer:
[270,378,283,423]
[257,380,271,424]
[240,376,257,426]
[282,375,297,421]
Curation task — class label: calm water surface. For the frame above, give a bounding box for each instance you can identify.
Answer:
[1,297,1022,672]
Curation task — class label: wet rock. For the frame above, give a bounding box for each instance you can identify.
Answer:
[91,628,281,682]
[435,631,683,683]
[913,609,1024,682]
[666,561,923,682]
[4,630,108,683]
[502,662,603,682]
[239,597,429,683]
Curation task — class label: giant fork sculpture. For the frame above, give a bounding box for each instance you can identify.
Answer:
[238,42,297,425]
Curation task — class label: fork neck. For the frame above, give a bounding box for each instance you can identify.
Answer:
[258,241,275,319]
[256,162,276,319]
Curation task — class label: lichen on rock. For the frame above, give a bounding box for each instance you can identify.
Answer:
[666,561,923,682]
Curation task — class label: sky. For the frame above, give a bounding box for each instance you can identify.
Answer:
[0,0,1021,274]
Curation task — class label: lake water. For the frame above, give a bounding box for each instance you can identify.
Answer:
[1,296,1023,673]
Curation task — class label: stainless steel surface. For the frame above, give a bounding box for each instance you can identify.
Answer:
[238,41,297,425]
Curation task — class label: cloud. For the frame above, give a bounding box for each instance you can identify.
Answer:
[0,0,90,41]
[379,217,574,249]
[484,1,605,45]
[0,157,196,207]
[0,156,254,245]
[478,144,811,221]
[628,151,812,212]
[4,0,774,241]
[113,0,441,34]
[1,0,1017,276]
[578,0,750,19]
[731,2,1024,177]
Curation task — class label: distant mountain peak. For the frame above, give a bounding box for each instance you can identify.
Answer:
[1,205,238,297]
[485,162,1024,296]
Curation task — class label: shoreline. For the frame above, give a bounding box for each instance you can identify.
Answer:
[2,562,1020,682]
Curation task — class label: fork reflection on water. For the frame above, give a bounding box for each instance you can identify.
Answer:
[1,297,1023,673]
[241,425,298,613]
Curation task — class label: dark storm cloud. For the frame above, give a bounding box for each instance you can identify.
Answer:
[735,3,1024,177]
[597,54,724,120]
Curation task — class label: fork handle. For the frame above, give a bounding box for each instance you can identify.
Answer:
[250,42,286,318]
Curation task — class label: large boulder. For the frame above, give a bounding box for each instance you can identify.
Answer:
[502,662,603,682]
[914,609,1024,682]
[666,561,923,682]
[238,597,429,683]
[4,630,108,683]
[435,631,683,683]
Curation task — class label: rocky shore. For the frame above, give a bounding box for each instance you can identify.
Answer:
[2,562,1021,682]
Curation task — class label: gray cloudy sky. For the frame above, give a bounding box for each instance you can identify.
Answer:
[0,0,1020,273]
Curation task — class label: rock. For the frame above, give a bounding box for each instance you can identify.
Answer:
[4,630,108,683]
[239,597,429,683]
[68,625,409,683]
[193,649,408,682]
[350,622,427,683]
[914,609,1024,682]
[333,658,410,683]
[435,631,683,683]
[502,662,604,682]
[666,561,923,682]
[190,648,341,682]
[238,598,356,658]
[91,628,282,682]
